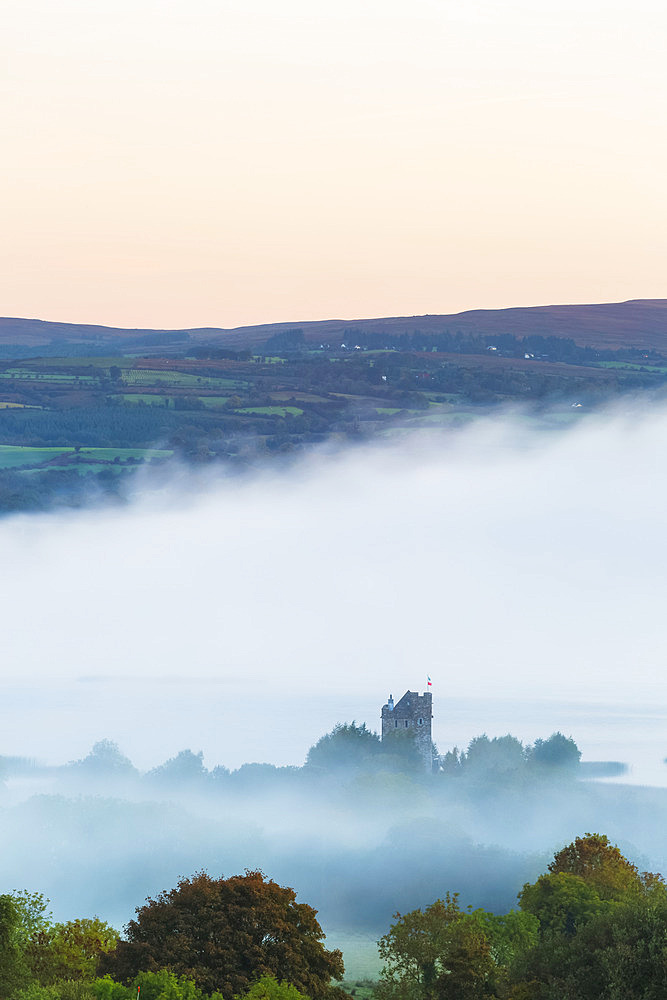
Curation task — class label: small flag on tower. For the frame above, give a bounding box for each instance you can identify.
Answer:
[427,676,432,688]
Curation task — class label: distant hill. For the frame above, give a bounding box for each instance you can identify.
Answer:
[2,299,666,353]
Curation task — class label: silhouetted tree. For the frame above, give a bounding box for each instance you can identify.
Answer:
[305,723,381,771]
[530,733,581,772]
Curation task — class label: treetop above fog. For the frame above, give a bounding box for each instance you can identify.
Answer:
[304,723,425,775]
[440,731,580,781]
[2,725,584,797]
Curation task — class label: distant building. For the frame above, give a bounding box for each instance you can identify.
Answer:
[381,690,433,771]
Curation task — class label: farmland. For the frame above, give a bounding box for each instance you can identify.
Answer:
[1,315,667,513]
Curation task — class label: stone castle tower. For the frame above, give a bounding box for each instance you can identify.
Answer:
[381,690,433,771]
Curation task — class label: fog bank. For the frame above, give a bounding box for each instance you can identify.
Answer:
[1,404,666,772]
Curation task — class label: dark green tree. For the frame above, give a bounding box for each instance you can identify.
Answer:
[0,895,31,997]
[105,871,344,998]
[513,900,667,999]
[518,872,610,937]
[529,733,580,772]
[305,723,381,771]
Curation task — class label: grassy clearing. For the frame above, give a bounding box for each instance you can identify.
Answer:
[198,396,230,408]
[122,370,206,386]
[121,394,173,406]
[236,405,303,416]
[270,391,330,403]
[326,932,380,981]
[122,370,248,389]
[0,446,73,468]
[342,984,376,1000]
[123,394,230,410]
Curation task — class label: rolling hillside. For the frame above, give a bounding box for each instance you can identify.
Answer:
[2,299,666,354]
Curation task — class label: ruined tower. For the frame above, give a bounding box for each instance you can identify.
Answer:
[381,690,433,771]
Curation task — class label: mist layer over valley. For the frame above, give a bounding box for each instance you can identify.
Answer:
[2,404,667,973]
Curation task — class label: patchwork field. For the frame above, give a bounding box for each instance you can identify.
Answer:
[0,324,665,512]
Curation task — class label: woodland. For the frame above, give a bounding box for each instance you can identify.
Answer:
[2,725,666,1000]
[2,833,665,1000]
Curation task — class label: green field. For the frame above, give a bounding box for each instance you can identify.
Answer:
[122,370,248,389]
[0,446,75,468]
[121,394,172,406]
[198,396,230,408]
[0,445,172,470]
[123,394,231,409]
[325,932,380,981]
[270,391,331,403]
[236,406,303,416]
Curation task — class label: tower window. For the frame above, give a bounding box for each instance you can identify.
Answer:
[394,720,398,728]
[418,718,424,726]
[404,720,409,728]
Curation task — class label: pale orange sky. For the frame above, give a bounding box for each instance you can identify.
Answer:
[3,0,666,329]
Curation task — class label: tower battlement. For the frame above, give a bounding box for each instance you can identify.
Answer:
[381,690,433,771]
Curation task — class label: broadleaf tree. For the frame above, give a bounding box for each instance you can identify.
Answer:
[105,871,344,999]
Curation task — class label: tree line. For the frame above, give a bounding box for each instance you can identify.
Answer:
[1,725,582,789]
[376,832,667,999]
[0,871,343,1000]
[263,327,666,367]
[1,833,665,1000]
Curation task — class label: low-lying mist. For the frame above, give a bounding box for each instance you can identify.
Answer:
[2,402,667,971]
[2,734,667,979]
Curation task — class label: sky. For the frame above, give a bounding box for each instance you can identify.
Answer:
[2,405,667,780]
[3,0,667,329]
